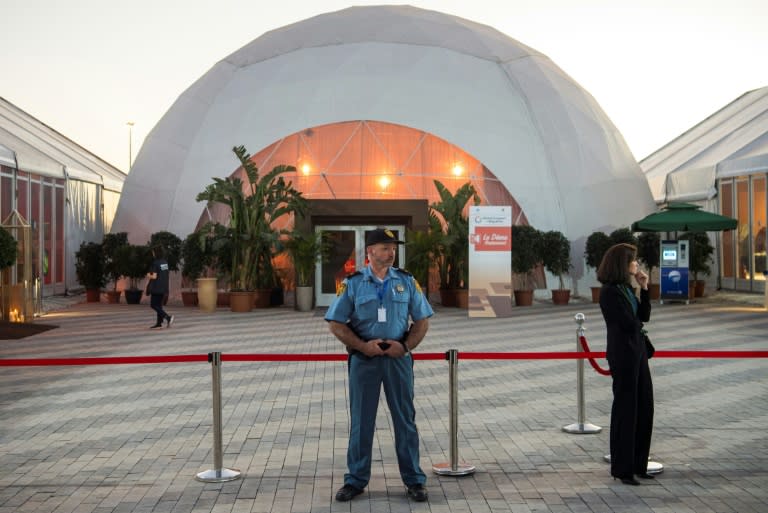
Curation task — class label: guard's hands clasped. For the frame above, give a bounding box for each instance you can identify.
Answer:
[362,339,408,358]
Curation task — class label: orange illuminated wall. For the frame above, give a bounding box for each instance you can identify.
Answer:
[198,120,526,227]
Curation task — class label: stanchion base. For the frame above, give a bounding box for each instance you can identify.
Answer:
[602,454,663,474]
[195,468,242,482]
[562,423,602,434]
[432,462,476,476]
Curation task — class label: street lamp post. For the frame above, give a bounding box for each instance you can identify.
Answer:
[126,121,135,171]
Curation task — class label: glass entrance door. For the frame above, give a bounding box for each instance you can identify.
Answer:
[315,225,405,307]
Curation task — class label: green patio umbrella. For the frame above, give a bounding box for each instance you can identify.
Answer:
[631,202,737,232]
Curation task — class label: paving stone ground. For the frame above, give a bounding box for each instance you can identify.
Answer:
[1,291,766,513]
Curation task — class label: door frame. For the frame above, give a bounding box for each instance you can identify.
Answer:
[314,224,406,307]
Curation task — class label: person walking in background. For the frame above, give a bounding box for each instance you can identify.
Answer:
[597,243,654,485]
[147,245,174,329]
[325,228,433,502]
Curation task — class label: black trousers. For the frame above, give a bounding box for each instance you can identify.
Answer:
[150,293,169,325]
[608,348,654,477]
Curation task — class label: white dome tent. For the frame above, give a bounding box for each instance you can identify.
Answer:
[112,5,654,296]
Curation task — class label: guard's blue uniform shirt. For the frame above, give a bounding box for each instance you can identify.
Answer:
[325,265,433,489]
[325,265,433,338]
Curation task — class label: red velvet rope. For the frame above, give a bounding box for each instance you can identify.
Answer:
[1,350,766,367]
[0,354,209,366]
[578,336,612,376]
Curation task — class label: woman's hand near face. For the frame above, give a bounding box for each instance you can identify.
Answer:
[635,270,649,289]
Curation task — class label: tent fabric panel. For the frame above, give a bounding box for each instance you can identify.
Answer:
[65,179,103,291]
[0,143,15,167]
[665,165,717,203]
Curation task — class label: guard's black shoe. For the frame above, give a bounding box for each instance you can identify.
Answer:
[335,484,363,502]
[407,484,428,502]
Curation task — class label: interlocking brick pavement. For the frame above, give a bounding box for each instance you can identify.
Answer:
[1,291,766,512]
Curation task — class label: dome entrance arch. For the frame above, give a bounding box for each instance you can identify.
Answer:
[233,120,526,220]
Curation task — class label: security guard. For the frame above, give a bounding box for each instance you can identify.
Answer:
[326,228,433,502]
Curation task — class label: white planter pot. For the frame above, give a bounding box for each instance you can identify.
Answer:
[295,286,314,312]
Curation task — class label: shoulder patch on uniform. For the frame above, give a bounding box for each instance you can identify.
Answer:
[336,281,347,296]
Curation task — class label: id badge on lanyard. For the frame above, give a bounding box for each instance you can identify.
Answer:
[377,279,389,323]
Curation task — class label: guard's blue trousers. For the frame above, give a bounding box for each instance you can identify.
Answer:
[345,353,426,489]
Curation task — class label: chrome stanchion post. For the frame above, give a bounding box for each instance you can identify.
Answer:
[433,349,476,476]
[196,352,241,482]
[563,313,602,434]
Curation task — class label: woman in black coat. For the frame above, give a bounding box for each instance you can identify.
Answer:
[597,243,654,486]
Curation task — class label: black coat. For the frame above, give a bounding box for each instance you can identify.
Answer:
[600,284,651,363]
[599,283,654,478]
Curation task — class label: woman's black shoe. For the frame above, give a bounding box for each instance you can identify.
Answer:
[636,473,655,479]
[614,476,641,486]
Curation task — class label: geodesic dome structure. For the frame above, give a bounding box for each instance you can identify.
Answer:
[112,5,654,290]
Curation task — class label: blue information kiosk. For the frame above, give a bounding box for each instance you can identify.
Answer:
[659,240,690,304]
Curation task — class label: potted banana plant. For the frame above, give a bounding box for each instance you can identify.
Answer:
[196,145,307,311]
[283,229,331,311]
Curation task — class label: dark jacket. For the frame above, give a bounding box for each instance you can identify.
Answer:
[600,284,651,363]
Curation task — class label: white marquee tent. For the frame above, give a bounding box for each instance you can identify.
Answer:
[641,86,768,206]
[0,96,126,294]
[113,5,655,292]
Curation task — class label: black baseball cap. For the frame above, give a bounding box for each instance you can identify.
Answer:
[365,228,404,246]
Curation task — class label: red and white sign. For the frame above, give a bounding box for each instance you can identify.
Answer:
[469,206,512,318]
[472,226,511,251]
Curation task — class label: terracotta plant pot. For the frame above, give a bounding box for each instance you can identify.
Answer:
[439,288,457,307]
[514,289,533,306]
[252,288,272,308]
[85,288,101,303]
[217,291,230,307]
[181,290,198,307]
[551,289,570,305]
[105,290,121,304]
[694,280,706,298]
[649,283,660,300]
[455,289,469,309]
[590,286,601,303]
[229,291,253,312]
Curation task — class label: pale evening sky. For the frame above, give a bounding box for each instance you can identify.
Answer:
[1,0,766,173]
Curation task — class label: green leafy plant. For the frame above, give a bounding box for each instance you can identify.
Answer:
[116,244,150,291]
[102,232,129,291]
[0,227,18,270]
[541,230,570,290]
[511,225,542,290]
[680,231,714,282]
[75,241,107,290]
[180,229,212,286]
[609,227,638,248]
[637,231,660,284]
[428,180,479,290]
[405,228,440,293]
[196,145,307,291]
[585,231,612,271]
[283,229,332,287]
[149,231,182,272]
